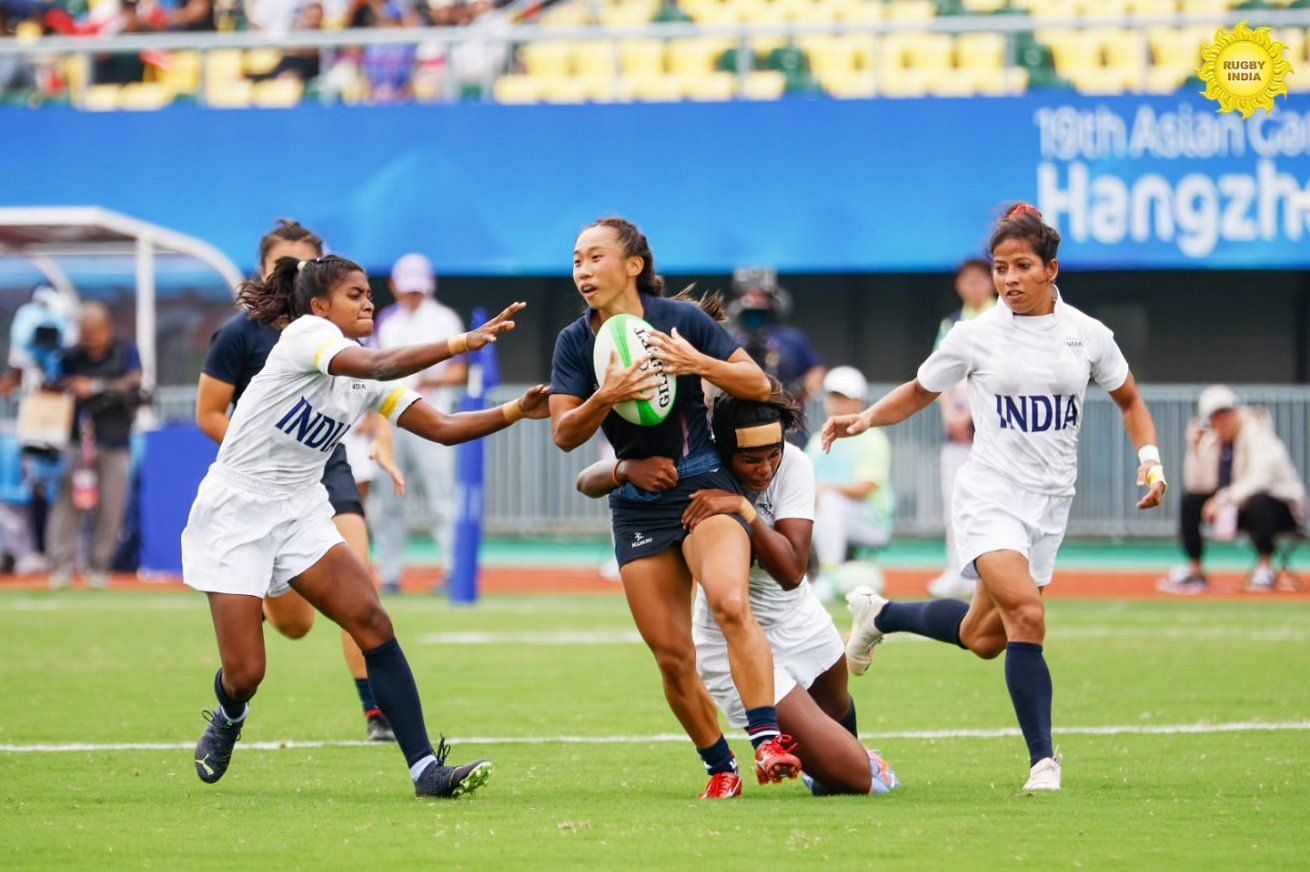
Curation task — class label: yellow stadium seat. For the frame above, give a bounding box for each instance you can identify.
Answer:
[620,39,666,77]
[207,78,253,108]
[962,0,1007,10]
[1037,28,1097,72]
[574,41,619,80]
[152,51,202,96]
[831,0,882,24]
[879,66,928,97]
[622,74,687,102]
[1101,27,1146,90]
[799,35,857,78]
[882,33,951,77]
[1144,64,1191,93]
[538,76,596,103]
[117,82,174,110]
[667,38,733,75]
[15,20,42,39]
[884,0,934,20]
[522,41,575,78]
[783,0,838,23]
[1028,0,1077,19]
[1130,0,1178,15]
[684,71,737,101]
[251,77,304,108]
[743,0,790,24]
[80,84,121,112]
[539,1,592,26]
[973,66,1028,96]
[956,32,1005,71]
[820,70,876,98]
[741,70,786,99]
[204,49,244,85]
[926,69,979,97]
[493,74,543,104]
[599,0,659,28]
[64,55,91,97]
[243,48,283,78]
[1078,0,1128,18]
[682,0,744,25]
[1178,0,1227,14]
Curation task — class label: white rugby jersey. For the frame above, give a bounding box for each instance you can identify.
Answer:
[216,315,421,490]
[916,289,1129,497]
[695,442,818,627]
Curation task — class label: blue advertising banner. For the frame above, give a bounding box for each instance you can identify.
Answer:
[3,92,1307,274]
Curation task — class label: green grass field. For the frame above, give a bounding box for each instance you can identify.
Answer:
[2,590,1308,869]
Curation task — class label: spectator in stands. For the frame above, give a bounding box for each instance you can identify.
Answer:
[354,0,416,101]
[370,253,466,593]
[46,301,142,589]
[260,1,324,82]
[729,267,823,445]
[805,366,893,594]
[1160,385,1307,595]
[926,258,996,601]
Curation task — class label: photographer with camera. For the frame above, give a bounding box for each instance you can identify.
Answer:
[729,268,824,445]
[46,302,143,590]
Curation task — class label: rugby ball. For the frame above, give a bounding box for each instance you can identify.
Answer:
[592,313,677,426]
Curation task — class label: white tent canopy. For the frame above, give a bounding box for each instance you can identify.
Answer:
[0,206,242,390]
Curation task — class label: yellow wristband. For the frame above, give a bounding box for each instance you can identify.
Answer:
[739,499,758,524]
[502,399,523,424]
[1146,465,1166,487]
[449,333,469,354]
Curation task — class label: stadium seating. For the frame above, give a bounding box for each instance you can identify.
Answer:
[6,0,1309,108]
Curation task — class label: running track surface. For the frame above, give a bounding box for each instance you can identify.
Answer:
[3,568,1307,600]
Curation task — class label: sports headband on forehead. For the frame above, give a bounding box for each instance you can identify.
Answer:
[735,421,783,448]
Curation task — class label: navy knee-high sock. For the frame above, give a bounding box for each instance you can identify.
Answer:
[837,699,858,738]
[1004,642,1054,765]
[873,599,968,648]
[362,639,435,774]
[213,669,249,723]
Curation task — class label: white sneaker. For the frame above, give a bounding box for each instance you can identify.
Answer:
[926,571,975,600]
[1023,755,1062,791]
[1246,565,1277,592]
[845,586,888,676]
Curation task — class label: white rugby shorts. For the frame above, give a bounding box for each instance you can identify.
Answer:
[181,465,345,599]
[952,461,1073,587]
[693,588,844,729]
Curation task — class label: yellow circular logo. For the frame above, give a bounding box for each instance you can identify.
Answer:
[1197,21,1294,118]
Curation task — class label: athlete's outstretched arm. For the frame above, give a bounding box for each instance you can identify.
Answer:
[647,331,769,402]
[1109,374,1167,509]
[196,374,235,444]
[821,379,939,452]
[330,303,524,382]
[398,384,548,445]
[550,352,664,452]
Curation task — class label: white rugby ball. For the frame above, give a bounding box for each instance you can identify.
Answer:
[592,313,677,426]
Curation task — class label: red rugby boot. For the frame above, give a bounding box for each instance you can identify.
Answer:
[754,735,801,784]
[700,771,743,799]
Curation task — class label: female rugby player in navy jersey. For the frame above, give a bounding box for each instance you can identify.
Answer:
[197,220,402,742]
[550,217,800,799]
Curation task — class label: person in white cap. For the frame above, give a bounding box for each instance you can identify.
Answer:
[1159,385,1307,595]
[371,253,467,592]
[804,366,894,594]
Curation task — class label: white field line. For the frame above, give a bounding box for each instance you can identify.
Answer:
[3,721,1308,754]
[415,626,1310,645]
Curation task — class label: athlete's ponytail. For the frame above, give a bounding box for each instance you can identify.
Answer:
[588,216,666,297]
[989,202,1061,264]
[237,254,364,327]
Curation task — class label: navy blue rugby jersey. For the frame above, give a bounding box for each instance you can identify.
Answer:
[551,294,739,462]
[203,312,280,403]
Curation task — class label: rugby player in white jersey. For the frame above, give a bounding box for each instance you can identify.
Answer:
[822,204,1168,792]
[184,254,548,798]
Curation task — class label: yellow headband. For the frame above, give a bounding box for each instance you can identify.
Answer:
[735,422,783,448]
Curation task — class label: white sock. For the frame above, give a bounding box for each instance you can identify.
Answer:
[410,754,437,782]
[219,702,249,724]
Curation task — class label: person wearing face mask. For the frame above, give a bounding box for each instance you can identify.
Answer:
[728,268,824,445]
[1159,385,1306,595]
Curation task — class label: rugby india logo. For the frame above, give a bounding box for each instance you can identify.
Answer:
[1197,22,1293,118]
[630,323,674,413]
